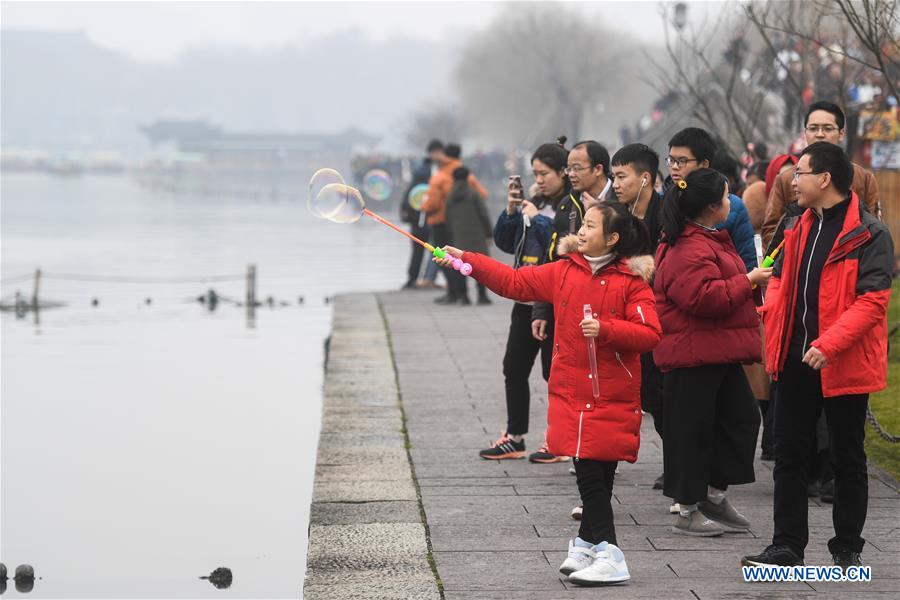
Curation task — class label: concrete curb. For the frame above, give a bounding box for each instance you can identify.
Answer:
[304,293,440,600]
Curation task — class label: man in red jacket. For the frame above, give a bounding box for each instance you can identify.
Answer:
[742,143,893,570]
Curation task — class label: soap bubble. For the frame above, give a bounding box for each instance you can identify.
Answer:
[407,183,429,211]
[308,168,345,217]
[315,183,365,223]
[362,169,393,201]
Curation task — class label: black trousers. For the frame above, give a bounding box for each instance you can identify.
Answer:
[575,458,618,545]
[760,381,776,456]
[772,359,868,557]
[502,302,553,436]
[406,223,430,284]
[640,352,664,439]
[431,223,464,299]
[663,364,760,504]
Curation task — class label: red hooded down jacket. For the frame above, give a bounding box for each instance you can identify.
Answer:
[653,224,762,370]
[461,250,662,463]
[761,192,893,397]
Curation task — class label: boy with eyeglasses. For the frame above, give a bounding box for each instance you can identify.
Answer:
[664,127,758,273]
[761,101,881,251]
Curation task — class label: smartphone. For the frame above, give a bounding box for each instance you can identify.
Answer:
[508,175,524,202]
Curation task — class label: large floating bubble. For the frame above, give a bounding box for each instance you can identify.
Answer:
[308,168,346,217]
[316,183,365,223]
[362,169,393,201]
[407,183,429,211]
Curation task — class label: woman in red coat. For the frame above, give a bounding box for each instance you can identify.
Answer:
[436,201,662,586]
[654,168,772,537]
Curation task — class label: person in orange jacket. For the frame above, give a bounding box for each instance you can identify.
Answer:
[421,143,488,304]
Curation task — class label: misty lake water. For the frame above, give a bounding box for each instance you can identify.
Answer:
[0,172,413,598]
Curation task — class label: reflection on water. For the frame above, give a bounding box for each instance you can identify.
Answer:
[1,173,410,598]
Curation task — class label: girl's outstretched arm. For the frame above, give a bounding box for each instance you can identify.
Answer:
[435,246,557,305]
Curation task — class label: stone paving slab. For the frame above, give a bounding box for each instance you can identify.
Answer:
[375,290,900,600]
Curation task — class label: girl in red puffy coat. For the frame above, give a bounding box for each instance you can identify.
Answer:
[653,168,772,538]
[435,201,662,586]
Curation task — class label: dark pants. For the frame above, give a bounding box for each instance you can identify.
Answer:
[640,352,664,439]
[760,381,776,456]
[502,302,553,436]
[406,223,430,284]
[663,364,760,505]
[575,458,618,545]
[431,223,464,300]
[772,359,868,557]
[456,279,488,302]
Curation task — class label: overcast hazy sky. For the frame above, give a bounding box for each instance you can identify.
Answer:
[2,1,722,62]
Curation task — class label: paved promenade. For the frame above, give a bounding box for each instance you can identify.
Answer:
[307,290,899,599]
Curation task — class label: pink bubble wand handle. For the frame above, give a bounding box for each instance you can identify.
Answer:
[584,304,600,398]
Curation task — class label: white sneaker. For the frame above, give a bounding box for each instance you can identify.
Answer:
[558,538,596,575]
[568,542,631,585]
[570,505,583,520]
[669,502,681,514]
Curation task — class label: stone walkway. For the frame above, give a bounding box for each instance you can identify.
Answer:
[307,290,900,599]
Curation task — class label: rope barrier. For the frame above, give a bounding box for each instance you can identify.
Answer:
[867,406,900,443]
[0,274,35,285]
[39,272,246,284]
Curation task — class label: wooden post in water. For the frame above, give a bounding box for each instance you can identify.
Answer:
[31,268,42,325]
[31,269,41,309]
[246,264,257,328]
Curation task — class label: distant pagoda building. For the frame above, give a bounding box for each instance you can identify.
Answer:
[139,119,379,164]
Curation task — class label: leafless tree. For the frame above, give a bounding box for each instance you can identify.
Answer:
[745,0,899,100]
[645,2,782,155]
[454,2,646,148]
[404,105,465,151]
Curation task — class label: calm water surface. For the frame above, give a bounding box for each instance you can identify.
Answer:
[1,173,409,598]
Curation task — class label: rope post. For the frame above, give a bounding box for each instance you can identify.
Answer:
[31,268,41,310]
[246,264,257,328]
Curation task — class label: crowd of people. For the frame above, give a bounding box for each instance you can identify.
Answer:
[406,99,893,587]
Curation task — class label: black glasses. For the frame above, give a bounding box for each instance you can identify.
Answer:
[665,156,698,168]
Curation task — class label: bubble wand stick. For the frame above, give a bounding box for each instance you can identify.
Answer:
[751,239,785,289]
[308,168,473,276]
[583,304,600,398]
[362,208,473,276]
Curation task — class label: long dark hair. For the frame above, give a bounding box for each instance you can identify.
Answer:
[661,168,727,245]
[590,200,651,258]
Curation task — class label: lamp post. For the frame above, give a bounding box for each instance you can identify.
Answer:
[673,2,688,31]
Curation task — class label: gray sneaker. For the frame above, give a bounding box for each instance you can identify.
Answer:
[672,510,725,537]
[698,498,751,531]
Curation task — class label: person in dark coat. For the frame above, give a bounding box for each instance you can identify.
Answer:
[482,140,571,464]
[654,168,773,538]
[400,155,433,289]
[445,166,492,304]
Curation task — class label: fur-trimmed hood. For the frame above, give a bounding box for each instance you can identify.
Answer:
[556,233,655,283]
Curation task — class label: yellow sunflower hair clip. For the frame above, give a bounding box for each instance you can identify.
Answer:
[677,179,688,190]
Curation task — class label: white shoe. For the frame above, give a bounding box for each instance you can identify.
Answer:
[568,542,631,585]
[558,538,596,575]
[669,502,681,514]
[570,505,583,520]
